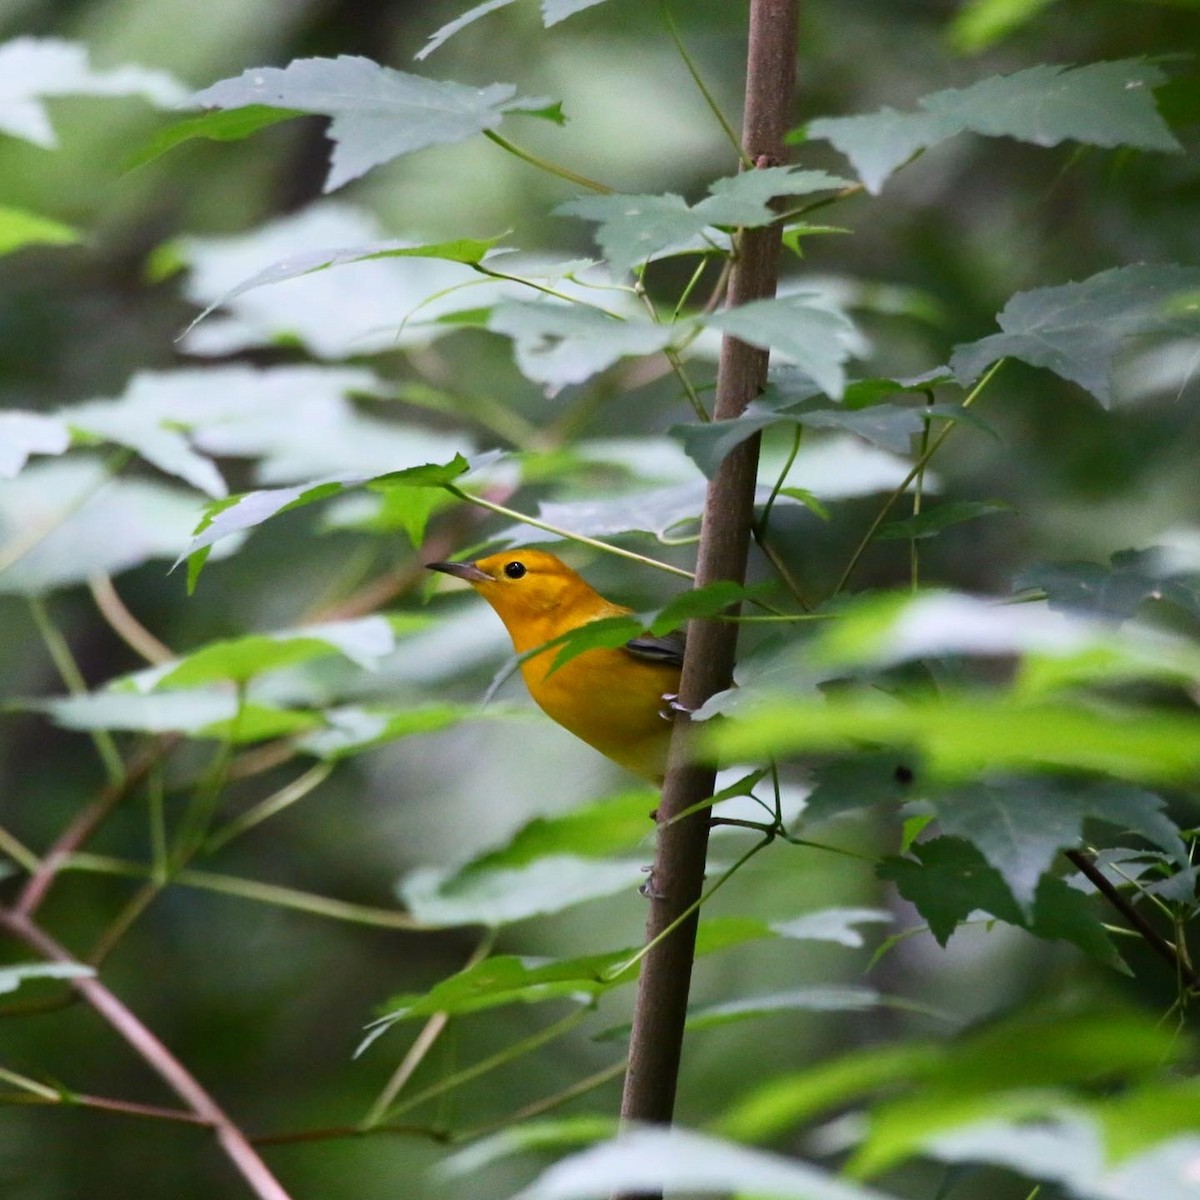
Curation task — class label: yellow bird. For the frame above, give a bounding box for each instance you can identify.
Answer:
[427,549,684,781]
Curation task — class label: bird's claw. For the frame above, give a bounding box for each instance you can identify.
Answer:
[658,693,693,721]
[639,865,667,900]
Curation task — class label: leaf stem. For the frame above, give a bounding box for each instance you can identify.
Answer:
[660,0,749,164]
[832,359,1004,596]
[28,595,125,786]
[442,484,695,579]
[483,130,613,194]
[361,930,496,1128]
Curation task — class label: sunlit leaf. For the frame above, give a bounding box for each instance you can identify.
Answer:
[0,460,224,595]
[557,168,846,276]
[709,691,1200,785]
[0,412,70,478]
[296,702,518,759]
[190,56,552,192]
[182,234,503,338]
[399,854,648,927]
[0,205,81,257]
[130,617,400,690]
[487,300,677,391]
[516,1125,897,1200]
[125,104,304,170]
[22,690,318,742]
[807,59,1179,193]
[705,294,860,399]
[951,264,1200,406]
[687,986,885,1031]
[772,908,893,947]
[0,37,184,148]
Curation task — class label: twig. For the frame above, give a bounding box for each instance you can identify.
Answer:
[0,909,293,1200]
[1065,848,1200,991]
[14,738,173,918]
[88,573,174,663]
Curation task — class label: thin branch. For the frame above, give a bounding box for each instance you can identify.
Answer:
[62,853,423,930]
[483,130,613,194]
[14,738,172,918]
[443,485,695,580]
[0,909,293,1200]
[361,930,496,1128]
[28,595,124,785]
[832,359,1004,597]
[1065,848,1200,991]
[88,573,173,663]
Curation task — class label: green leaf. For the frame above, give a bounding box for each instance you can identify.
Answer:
[132,617,401,689]
[804,753,915,822]
[189,56,553,191]
[709,691,1200,785]
[181,454,470,576]
[705,294,860,400]
[686,986,885,1031]
[398,855,648,928]
[931,778,1186,910]
[0,412,71,477]
[516,1126,897,1200]
[23,690,319,743]
[850,1008,1183,1178]
[772,908,893,947]
[375,948,627,1021]
[0,205,81,257]
[807,59,1179,193]
[557,168,846,276]
[487,300,677,390]
[947,0,1059,54]
[0,461,222,595]
[0,37,185,149]
[124,105,304,170]
[877,500,1013,541]
[182,235,503,338]
[951,264,1200,406]
[0,962,94,994]
[718,1043,938,1143]
[1018,548,1200,622]
[297,703,514,760]
[417,0,522,62]
[458,788,659,875]
[879,837,1024,945]
[440,1117,617,1179]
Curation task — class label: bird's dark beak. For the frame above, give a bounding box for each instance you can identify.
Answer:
[426,560,493,584]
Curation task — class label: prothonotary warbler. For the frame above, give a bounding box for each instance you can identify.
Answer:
[427,549,684,782]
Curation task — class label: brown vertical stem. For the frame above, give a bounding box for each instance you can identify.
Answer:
[616,0,799,1179]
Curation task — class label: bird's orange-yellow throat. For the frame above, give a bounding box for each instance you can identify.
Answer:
[427,550,683,781]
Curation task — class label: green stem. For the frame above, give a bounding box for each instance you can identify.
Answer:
[660,0,749,164]
[442,485,695,579]
[910,390,934,592]
[27,596,125,786]
[605,835,773,982]
[361,930,497,1128]
[0,825,41,874]
[832,359,1005,597]
[483,130,613,194]
[63,852,423,930]
[376,1008,588,1124]
[205,762,334,853]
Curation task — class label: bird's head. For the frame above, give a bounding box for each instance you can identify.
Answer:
[427,549,599,621]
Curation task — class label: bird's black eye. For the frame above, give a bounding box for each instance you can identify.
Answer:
[504,561,527,579]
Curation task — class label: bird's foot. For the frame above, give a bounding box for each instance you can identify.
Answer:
[658,693,694,721]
